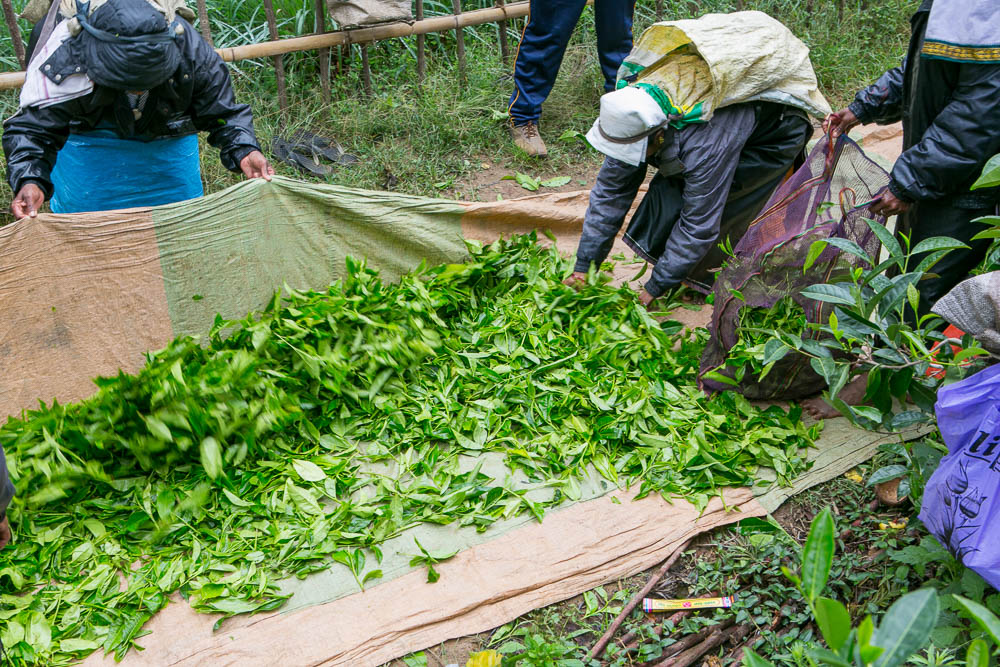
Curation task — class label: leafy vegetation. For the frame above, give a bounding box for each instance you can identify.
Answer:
[706,296,808,387]
[718,223,986,430]
[0,234,816,664]
[748,507,942,667]
[451,454,999,667]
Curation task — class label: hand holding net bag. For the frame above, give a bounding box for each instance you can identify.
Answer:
[698,134,891,400]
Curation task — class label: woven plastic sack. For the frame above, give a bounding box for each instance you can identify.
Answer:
[326,0,410,28]
[618,12,830,127]
[919,362,1000,590]
[699,135,890,400]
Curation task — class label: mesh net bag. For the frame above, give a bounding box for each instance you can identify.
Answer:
[699,135,891,400]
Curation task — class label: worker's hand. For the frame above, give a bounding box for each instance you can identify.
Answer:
[240,150,275,182]
[0,515,11,549]
[563,271,587,290]
[639,289,656,309]
[822,108,859,139]
[869,190,911,217]
[11,182,45,219]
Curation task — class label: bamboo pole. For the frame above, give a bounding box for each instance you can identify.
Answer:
[196,0,213,46]
[416,0,425,84]
[452,0,466,87]
[1,0,25,68]
[217,2,530,62]
[262,0,288,117]
[314,0,330,103]
[495,0,509,68]
[0,2,534,89]
[655,0,663,20]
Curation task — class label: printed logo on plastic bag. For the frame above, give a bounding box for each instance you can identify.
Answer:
[919,364,1000,589]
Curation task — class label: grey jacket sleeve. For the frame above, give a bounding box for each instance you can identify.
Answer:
[645,107,755,297]
[574,156,647,273]
[848,60,906,126]
[0,445,14,518]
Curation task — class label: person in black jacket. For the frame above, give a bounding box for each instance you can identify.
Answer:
[4,0,273,219]
[825,0,1000,310]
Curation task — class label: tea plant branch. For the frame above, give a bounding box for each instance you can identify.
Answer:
[588,539,692,661]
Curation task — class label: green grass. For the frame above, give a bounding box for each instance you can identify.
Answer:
[0,0,917,223]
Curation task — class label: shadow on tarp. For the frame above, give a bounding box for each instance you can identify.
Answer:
[0,174,915,666]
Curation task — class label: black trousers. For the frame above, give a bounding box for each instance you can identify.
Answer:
[899,199,997,312]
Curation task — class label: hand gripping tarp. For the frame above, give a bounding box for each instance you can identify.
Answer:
[0,176,917,666]
[618,11,832,127]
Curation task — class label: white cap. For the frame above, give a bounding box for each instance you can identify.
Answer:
[585,86,668,166]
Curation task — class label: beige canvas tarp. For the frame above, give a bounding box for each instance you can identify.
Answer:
[0,124,908,666]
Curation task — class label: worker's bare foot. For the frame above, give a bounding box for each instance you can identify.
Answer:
[802,373,869,420]
[510,122,548,158]
[563,271,586,290]
[680,290,706,306]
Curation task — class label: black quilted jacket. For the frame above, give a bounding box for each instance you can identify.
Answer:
[3,17,260,199]
[848,0,1000,207]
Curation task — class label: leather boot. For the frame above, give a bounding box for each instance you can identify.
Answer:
[510,122,548,158]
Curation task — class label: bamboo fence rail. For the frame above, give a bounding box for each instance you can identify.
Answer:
[0,1,533,91]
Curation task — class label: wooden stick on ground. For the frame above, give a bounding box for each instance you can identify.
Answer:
[452,0,467,87]
[1,0,25,69]
[660,622,728,659]
[587,539,692,662]
[314,0,330,103]
[195,0,213,46]
[262,0,288,118]
[415,0,425,84]
[617,610,691,656]
[654,623,750,667]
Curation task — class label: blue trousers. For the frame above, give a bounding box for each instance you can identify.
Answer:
[507,0,636,125]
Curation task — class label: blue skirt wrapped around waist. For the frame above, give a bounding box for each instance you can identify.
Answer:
[50,130,203,213]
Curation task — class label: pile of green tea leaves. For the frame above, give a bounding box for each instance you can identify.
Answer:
[0,234,817,664]
[706,296,808,386]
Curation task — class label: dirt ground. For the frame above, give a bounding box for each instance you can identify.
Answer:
[446,159,605,203]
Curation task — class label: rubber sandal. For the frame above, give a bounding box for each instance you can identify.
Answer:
[271,137,333,178]
[288,130,359,166]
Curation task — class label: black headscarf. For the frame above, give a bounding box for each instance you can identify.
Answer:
[75,0,182,90]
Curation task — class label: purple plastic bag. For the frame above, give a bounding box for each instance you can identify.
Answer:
[919,363,1000,589]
